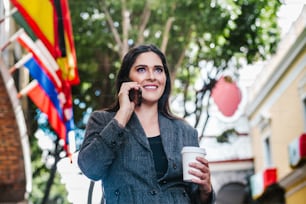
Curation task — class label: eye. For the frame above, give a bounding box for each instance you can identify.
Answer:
[154,66,164,73]
[136,66,146,73]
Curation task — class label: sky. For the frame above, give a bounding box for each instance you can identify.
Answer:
[278,1,305,37]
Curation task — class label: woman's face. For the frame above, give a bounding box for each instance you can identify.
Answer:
[129,51,166,105]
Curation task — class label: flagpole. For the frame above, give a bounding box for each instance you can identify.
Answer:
[0,29,24,52]
[17,80,38,98]
[0,8,17,24]
[9,53,33,74]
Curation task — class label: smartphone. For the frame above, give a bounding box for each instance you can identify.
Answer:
[129,88,142,106]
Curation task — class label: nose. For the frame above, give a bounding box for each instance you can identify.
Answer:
[147,69,156,80]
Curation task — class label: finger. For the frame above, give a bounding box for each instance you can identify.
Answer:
[119,82,139,98]
[122,81,140,90]
[189,161,209,174]
[188,168,204,179]
[189,169,211,186]
[195,157,209,166]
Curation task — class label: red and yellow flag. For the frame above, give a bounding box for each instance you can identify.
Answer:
[54,0,79,85]
[10,0,61,58]
[10,0,79,85]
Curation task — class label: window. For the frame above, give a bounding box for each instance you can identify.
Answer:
[298,73,306,132]
[303,97,306,131]
[263,136,273,167]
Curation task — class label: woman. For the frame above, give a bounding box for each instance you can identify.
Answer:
[78,44,214,203]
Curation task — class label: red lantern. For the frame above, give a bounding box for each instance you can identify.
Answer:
[211,76,242,117]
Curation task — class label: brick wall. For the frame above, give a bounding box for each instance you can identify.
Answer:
[0,71,26,202]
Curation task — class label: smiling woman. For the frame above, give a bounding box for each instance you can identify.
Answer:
[128,52,166,109]
[77,44,215,204]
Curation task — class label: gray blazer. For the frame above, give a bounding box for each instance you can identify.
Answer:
[78,111,214,204]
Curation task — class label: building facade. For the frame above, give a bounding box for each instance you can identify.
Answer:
[247,6,306,204]
[0,0,32,203]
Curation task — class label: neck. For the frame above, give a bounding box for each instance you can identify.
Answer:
[135,104,158,120]
[135,103,160,137]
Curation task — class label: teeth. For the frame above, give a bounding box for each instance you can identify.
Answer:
[144,85,157,89]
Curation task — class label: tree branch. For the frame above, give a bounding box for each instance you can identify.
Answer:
[174,27,193,71]
[135,0,151,46]
[160,17,175,53]
[99,0,122,54]
[121,0,129,57]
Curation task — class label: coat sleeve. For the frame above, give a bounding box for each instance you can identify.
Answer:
[77,111,126,181]
[188,184,216,204]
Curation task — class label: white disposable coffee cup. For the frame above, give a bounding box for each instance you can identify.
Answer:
[181,146,207,182]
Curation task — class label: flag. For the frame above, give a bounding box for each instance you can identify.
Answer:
[12,12,62,81]
[14,31,75,128]
[61,80,74,131]
[11,29,75,130]
[15,53,75,152]
[10,0,61,58]
[8,1,79,154]
[14,30,62,90]
[20,56,74,154]
[12,10,62,80]
[19,80,68,153]
[53,0,79,85]
[24,56,64,119]
[15,32,76,152]
[12,9,37,41]
[11,0,80,85]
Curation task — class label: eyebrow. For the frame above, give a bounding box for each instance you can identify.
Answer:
[134,64,164,68]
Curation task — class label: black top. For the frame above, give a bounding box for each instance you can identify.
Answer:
[148,135,168,179]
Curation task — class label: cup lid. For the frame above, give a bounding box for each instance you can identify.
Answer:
[181,146,206,155]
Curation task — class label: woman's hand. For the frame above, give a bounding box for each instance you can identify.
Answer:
[188,157,212,202]
[114,82,141,127]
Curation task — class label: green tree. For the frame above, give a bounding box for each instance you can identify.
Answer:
[69,0,281,135]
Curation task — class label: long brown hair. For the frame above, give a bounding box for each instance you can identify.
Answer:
[105,44,178,119]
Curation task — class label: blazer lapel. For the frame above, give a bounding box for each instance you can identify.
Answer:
[159,114,176,157]
[127,113,151,151]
